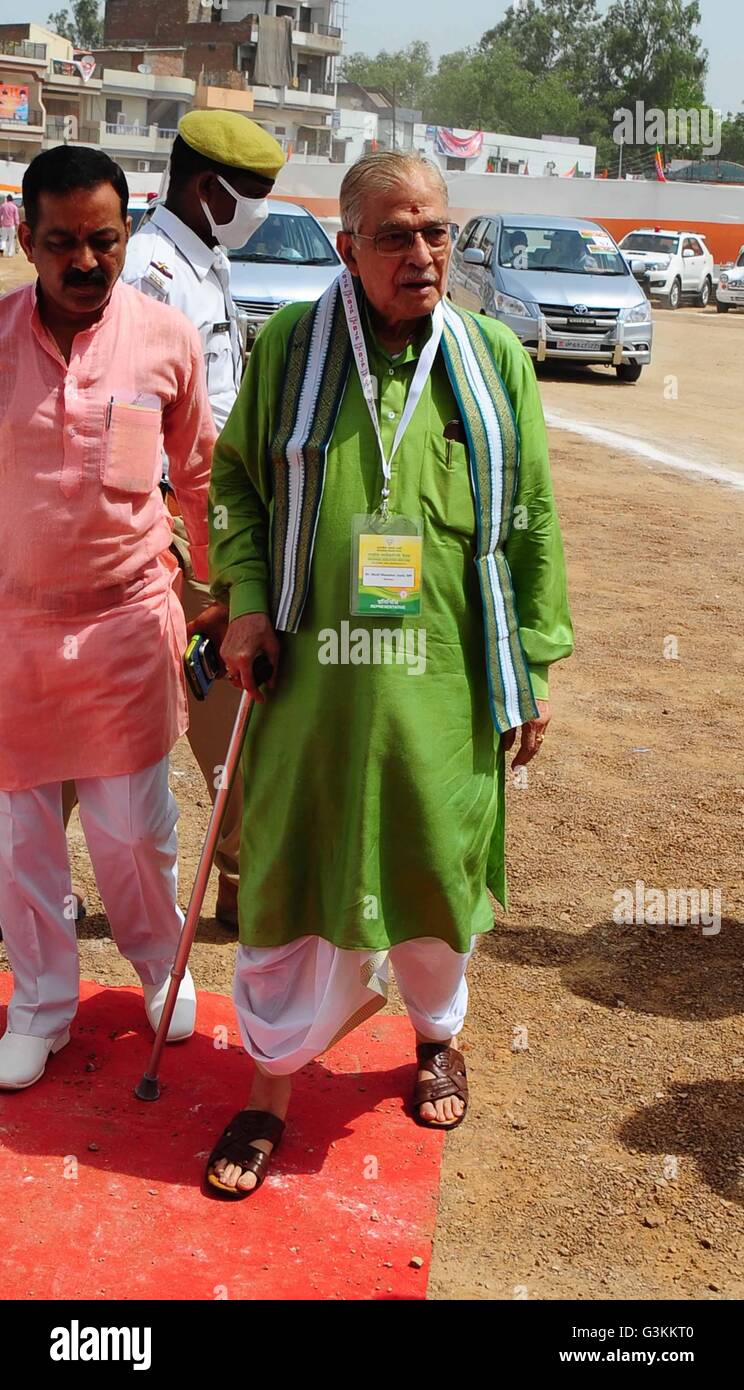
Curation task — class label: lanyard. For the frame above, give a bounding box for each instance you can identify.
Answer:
[339,269,443,518]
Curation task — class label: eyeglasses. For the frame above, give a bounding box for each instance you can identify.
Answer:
[351,224,452,258]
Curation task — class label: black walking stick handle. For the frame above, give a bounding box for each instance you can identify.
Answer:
[252,652,274,688]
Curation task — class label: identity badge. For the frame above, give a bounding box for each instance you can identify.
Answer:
[350,513,423,617]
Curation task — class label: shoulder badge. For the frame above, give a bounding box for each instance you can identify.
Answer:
[143,261,172,297]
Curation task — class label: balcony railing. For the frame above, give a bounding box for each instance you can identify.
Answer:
[296,78,336,95]
[200,70,250,89]
[250,20,342,45]
[156,127,178,140]
[45,119,111,143]
[1,105,43,127]
[0,39,47,60]
[292,20,343,38]
[105,122,150,136]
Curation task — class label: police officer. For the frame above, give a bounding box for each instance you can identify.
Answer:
[124,111,285,929]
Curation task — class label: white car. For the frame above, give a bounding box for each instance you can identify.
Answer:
[618,228,715,309]
[716,245,744,312]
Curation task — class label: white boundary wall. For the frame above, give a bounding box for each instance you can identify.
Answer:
[3,157,742,260]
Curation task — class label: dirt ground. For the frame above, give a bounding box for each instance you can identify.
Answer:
[2,251,743,1299]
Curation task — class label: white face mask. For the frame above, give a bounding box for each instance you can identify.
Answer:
[201,174,268,251]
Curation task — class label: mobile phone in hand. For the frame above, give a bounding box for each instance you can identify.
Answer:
[184,636,275,702]
[183,634,221,702]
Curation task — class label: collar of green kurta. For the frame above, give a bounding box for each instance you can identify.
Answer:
[361,296,435,367]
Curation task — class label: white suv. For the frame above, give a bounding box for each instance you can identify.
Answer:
[618,228,715,309]
[716,245,744,312]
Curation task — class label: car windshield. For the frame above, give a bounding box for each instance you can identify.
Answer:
[499,225,626,275]
[229,211,338,265]
[621,233,679,256]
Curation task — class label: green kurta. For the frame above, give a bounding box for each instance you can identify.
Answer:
[209,302,573,952]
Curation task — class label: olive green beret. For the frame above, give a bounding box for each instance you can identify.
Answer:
[178,110,285,179]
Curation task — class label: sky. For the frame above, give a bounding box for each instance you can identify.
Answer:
[0,0,740,114]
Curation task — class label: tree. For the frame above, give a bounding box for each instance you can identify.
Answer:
[340,0,713,174]
[425,38,589,143]
[47,0,103,49]
[478,0,709,167]
[719,112,744,165]
[340,41,433,110]
[598,0,707,113]
[483,0,602,95]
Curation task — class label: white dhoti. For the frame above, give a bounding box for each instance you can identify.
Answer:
[233,935,475,1076]
[0,755,183,1037]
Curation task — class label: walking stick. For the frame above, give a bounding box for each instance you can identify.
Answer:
[135,652,273,1102]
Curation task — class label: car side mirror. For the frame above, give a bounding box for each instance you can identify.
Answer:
[630,259,647,278]
[682,248,695,258]
[463,247,486,266]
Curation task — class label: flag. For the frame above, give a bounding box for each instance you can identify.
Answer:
[563,162,577,178]
[654,146,667,182]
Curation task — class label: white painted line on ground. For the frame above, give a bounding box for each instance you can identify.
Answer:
[544,410,744,493]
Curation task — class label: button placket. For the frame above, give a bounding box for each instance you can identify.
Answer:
[59,364,86,496]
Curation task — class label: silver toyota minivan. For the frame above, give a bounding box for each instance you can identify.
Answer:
[449,212,653,382]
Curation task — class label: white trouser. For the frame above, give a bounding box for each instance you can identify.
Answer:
[0,756,183,1037]
[0,227,15,256]
[233,935,475,1077]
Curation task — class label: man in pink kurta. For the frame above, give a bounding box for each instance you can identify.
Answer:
[0,194,20,256]
[0,146,216,1090]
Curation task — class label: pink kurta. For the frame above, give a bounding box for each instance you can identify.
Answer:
[0,279,216,791]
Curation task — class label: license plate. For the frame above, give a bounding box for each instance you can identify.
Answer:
[554,337,596,351]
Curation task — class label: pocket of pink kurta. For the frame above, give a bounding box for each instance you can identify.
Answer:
[101,402,162,494]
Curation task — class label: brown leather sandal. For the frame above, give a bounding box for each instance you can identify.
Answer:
[413,1042,469,1130]
[204,1110,285,1200]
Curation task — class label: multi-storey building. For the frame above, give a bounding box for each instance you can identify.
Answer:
[0,23,263,175]
[0,25,70,162]
[103,1,346,158]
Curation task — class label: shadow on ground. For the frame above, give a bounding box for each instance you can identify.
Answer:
[482,917,744,1020]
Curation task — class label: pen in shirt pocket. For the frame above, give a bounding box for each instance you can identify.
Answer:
[105,396,113,429]
[443,417,466,468]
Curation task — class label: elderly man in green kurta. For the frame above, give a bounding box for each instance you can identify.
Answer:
[202,151,573,1198]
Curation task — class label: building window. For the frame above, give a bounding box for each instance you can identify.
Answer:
[105,99,122,124]
[446,157,467,171]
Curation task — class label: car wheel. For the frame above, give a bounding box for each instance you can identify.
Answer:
[698,278,712,308]
[666,278,682,310]
[616,361,643,383]
[716,299,730,313]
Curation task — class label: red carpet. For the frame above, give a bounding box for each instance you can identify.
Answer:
[0,976,443,1300]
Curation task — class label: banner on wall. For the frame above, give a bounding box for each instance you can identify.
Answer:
[52,56,97,81]
[0,84,29,124]
[434,127,484,159]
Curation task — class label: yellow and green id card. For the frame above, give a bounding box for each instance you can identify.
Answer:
[350,512,423,617]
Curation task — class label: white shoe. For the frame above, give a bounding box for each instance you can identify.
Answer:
[0,1028,70,1090]
[142,968,196,1042]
